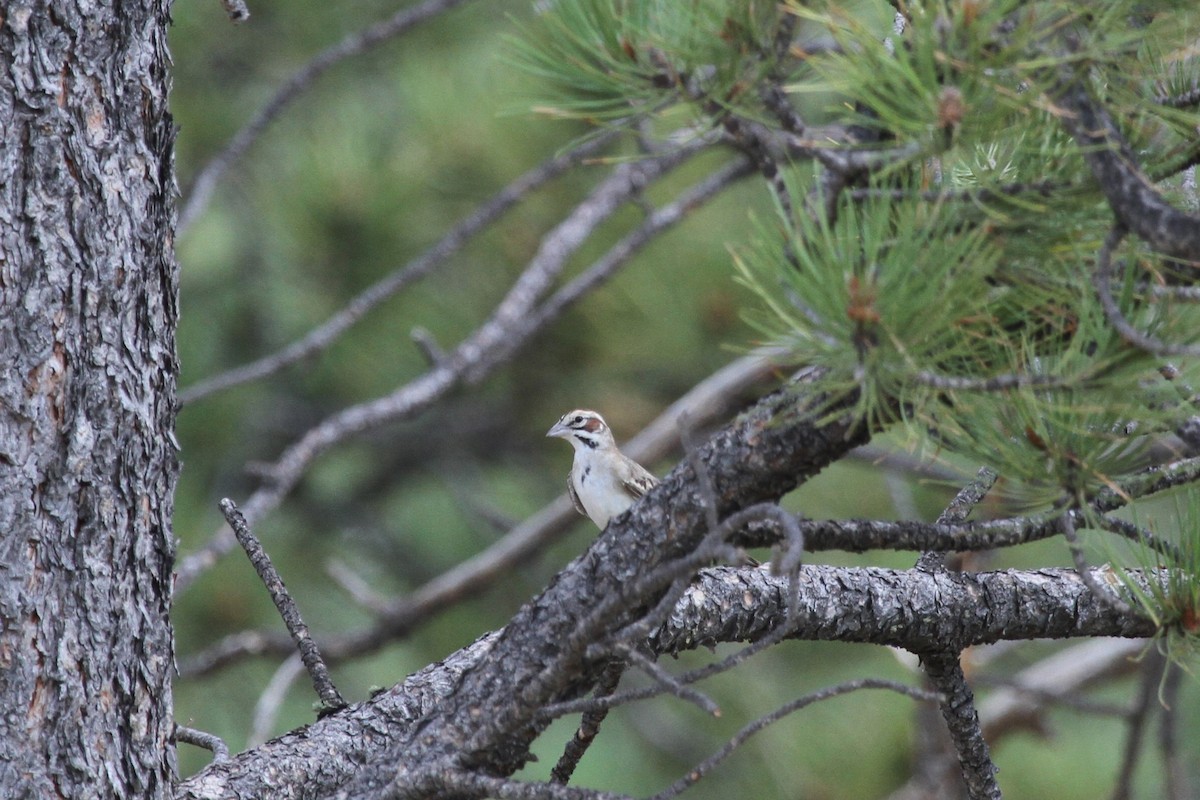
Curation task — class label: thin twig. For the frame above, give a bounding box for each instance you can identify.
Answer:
[1060,510,1138,618]
[546,505,804,725]
[648,680,941,800]
[916,466,997,572]
[1054,78,1200,266]
[1093,454,1200,513]
[249,655,305,746]
[219,498,347,713]
[325,559,391,614]
[173,724,230,763]
[1110,648,1166,800]
[409,326,447,368]
[468,155,752,379]
[550,661,625,785]
[1159,660,1187,800]
[623,647,720,717]
[978,638,1145,741]
[179,0,479,232]
[1094,225,1200,357]
[1093,515,1185,565]
[971,675,1130,718]
[516,506,796,762]
[543,613,791,721]
[600,504,802,654]
[912,370,1077,391]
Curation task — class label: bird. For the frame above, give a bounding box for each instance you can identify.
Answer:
[546,409,658,529]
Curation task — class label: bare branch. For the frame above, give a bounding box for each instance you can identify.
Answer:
[177,144,712,590]
[177,353,776,678]
[622,648,720,717]
[978,638,1145,740]
[576,504,801,672]
[408,326,447,369]
[887,638,1147,799]
[1060,510,1138,618]
[1159,661,1188,800]
[1093,515,1185,565]
[179,0,480,233]
[249,656,304,747]
[973,675,1130,718]
[1111,649,1167,800]
[1093,454,1200,512]
[550,661,625,785]
[178,133,616,405]
[741,452,1200,554]
[1054,81,1200,267]
[220,499,347,713]
[912,370,1078,391]
[325,559,391,615]
[749,511,1065,553]
[652,565,1155,658]
[912,468,1001,797]
[176,565,1158,799]
[174,725,230,764]
[177,630,283,678]
[916,466,998,572]
[544,576,803,721]
[468,155,753,380]
[1094,225,1200,356]
[918,651,1000,800]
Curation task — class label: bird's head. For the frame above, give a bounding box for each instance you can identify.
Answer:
[546,409,615,452]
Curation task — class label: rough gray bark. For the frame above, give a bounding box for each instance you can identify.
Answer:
[176,375,869,799]
[171,368,1136,800]
[174,565,1156,799]
[168,370,1158,800]
[0,2,179,798]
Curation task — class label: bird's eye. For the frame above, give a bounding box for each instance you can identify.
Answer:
[572,416,583,425]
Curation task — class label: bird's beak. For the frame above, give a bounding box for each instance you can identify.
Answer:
[546,420,568,439]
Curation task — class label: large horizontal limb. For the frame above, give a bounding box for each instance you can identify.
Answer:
[176,562,1154,800]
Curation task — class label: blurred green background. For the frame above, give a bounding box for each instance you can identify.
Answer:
[168,1,1195,796]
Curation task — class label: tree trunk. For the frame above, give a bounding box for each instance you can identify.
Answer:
[0,2,178,798]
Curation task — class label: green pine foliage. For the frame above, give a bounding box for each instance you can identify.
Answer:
[514,0,1200,625]
[515,0,1200,495]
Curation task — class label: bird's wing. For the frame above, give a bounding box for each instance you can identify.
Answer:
[621,462,658,500]
[566,471,587,518]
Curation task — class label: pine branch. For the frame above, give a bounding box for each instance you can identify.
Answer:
[176,562,1158,800]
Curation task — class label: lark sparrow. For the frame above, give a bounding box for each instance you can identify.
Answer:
[547,409,658,529]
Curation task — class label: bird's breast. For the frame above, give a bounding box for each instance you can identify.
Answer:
[572,455,635,529]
